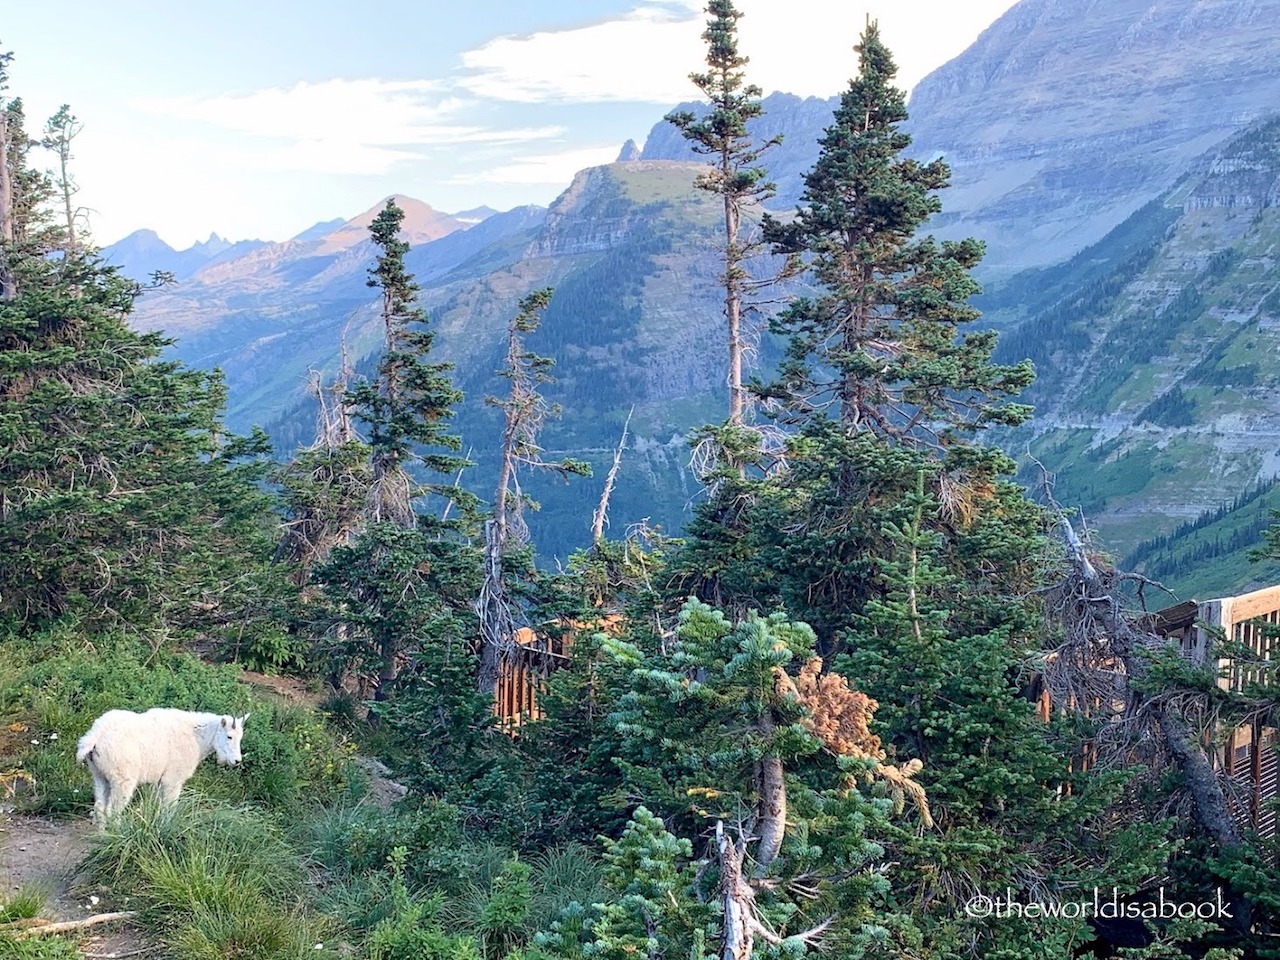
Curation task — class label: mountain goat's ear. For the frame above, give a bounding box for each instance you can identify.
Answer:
[239,713,250,727]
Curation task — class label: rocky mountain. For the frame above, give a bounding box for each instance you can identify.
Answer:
[117,0,1280,563]
[906,0,1280,273]
[253,162,740,558]
[102,230,268,280]
[639,0,1280,277]
[451,205,499,225]
[124,196,540,430]
[990,113,1280,592]
[638,91,837,210]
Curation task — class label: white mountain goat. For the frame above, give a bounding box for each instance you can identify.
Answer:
[76,708,248,823]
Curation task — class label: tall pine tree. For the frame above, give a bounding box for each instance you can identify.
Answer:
[0,67,284,634]
[667,0,779,428]
[318,199,480,700]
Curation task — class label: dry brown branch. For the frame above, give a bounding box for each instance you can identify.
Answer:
[10,912,137,938]
[0,917,50,931]
[777,660,932,828]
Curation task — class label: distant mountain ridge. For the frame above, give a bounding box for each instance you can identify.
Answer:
[905,0,1280,272]
[102,229,268,281]
[115,0,1280,562]
[989,112,1280,590]
[125,195,550,432]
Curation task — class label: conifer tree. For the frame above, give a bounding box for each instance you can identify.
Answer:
[0,49,13,300]
[762,23,1032,453]
[597,599,927,957]
[349,199,471,527]
[663,26,1149,956]
[477,289,589,694]
[667,0,779,428]
[319,199,480,701]
[0,87,283,631]
[41,104,82,252]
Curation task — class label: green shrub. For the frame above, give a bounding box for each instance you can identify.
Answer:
[169,901,334,960]
[366,849,481,960]
[0,887,47,924]
[307,799,464,883]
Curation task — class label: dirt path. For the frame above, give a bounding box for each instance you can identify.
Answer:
[0,812,150,957]
[0,670,400,958]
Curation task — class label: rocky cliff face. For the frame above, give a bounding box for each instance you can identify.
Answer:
[906,0,1280,272]
[639,0,1280,275]
[1184,117,1280,210]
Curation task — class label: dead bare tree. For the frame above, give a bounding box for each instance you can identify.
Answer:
[1045,508,1256,930]
[592,406,632,544]
[274,357,369,583]
[476,289,590,696]
[716,820,830,960]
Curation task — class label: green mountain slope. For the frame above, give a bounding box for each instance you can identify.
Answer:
[997,115,1280,585]
[252,162,754,558]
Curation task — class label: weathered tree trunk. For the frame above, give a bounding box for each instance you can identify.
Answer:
[0,110,15,301]
[718,821,756,960]
[1056,515,1250,929]
[475,519,512,696]
[592,407,632,543]
[375,635,399,702]
[716,820,829,960]
[723,181,745,427]
[58,146,75,251]
[752,753,786,876]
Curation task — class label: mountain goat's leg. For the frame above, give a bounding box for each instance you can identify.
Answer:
[106,776,138,818]
[157,772,185,807]
[89,767,111,825]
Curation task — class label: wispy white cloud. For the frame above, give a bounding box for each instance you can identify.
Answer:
[447,145,624,186]
[458,4,705,104]
[456,0,1022,105]
[132,78,565,175]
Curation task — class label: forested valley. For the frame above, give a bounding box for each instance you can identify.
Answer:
[2,6,1280,960]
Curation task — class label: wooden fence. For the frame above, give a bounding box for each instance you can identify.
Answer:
[492,627,570,729]
[1149,584,1280,843]
[492,616,621,730]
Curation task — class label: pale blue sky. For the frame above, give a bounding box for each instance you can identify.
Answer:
[4,0,1019,247]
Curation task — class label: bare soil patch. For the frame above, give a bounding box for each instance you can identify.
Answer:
[0,812,151,958]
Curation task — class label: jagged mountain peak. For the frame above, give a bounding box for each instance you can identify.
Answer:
[616,138,642,162]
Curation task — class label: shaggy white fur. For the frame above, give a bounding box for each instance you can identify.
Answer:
[76,708,248,824]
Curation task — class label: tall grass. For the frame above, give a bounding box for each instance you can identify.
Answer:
[0,887,81,960]
[78,795,336,960]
